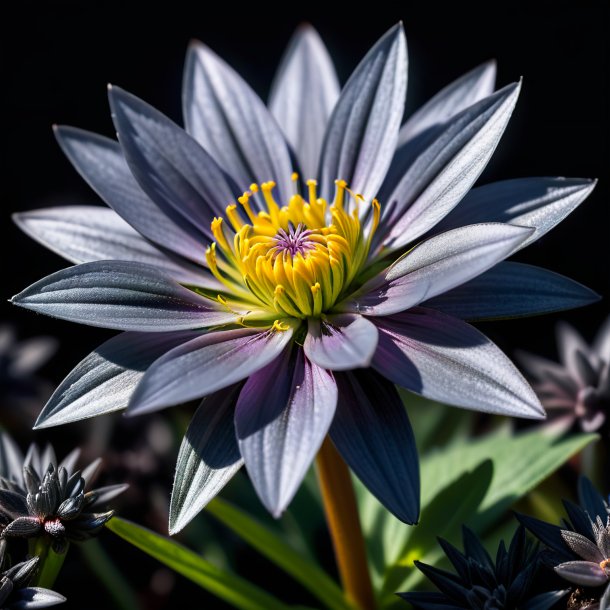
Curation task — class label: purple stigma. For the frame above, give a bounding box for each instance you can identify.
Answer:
[271,223,315,259]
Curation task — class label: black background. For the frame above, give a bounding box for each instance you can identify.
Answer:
[2,1,609,607]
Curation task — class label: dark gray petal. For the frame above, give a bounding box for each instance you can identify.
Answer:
[109,86,239,238]
[601,582,610,610]
[235,347,337,517]
[0,490,29,519]
[423,262,600,320]
[169,385,242,534]
[2,517,42,538]
[6,337,58,378]
[84,484,128,510]
[9,587,66,609]
[593,317,610,361]
[432,177,596,250]
[55,126,204,262]
[128,324,296,415]
[343,223,533,316]
[56,494,84,520]
[0,434,24,485]
[555,560,608,587]
[398,60,496,146]
[35,330,201,429]
[183,42,295,203]
[3,557,38,587]
[372,307,544,418]
[80,460,101,489]
[557,322,592,378]
[318,24,407,202]
[269,25,340,179]
[303,314,378,371]
[11,261,235,332]
[561,529,605,562]
[14,206,217,287]
[330,369,419,524]
[379,83,521,250]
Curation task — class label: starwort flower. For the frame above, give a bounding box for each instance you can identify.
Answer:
[519,478,610,609]
[399,525,567,609]
[518,318,610,434]
[11,24,598,532]
[0,434,126,552]
[0,540,65,608]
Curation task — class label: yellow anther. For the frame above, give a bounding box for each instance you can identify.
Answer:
[291,172,299,182]
[249,183,259,193]
[333,179,347,209]
[238,193,257,224]
[225,204,244,231]
[272,320,290,332]
[306,179,318,206]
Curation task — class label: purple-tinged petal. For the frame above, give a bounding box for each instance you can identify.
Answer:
[343,223,533,316]
[128,324,297,415]
[398,60,496,146]
[554,561,608,587]
[54,126,204,262]
[269,25,340,180]
[183,42,295,204]
[423,262,600,321]
[0,433,24,484]
[372,307,544,419]
[303,314,378,371]
[34,331,201,429]
[169,385,243,534]
[594,317,610,361]
[330,369,419,524]
[108,86,238,238]
[556,322,593,383]
[561,530,605,563]
[379,83,521,251]
[13,206,217,288]
[235,347,337,517]
[11,261,234,332]
[318,23,407,202]
[432,177,596,250]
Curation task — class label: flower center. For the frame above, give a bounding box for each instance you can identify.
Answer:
[205,176,380,319]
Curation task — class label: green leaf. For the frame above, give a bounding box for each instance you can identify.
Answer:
[206,497,354,610]
[380,460,493,599]
[106,517,290,610]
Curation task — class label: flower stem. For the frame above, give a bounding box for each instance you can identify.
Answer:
[30,537,68,589]
[316,436,376,610]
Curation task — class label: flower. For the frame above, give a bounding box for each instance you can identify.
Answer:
[399,525,567,609]
[0,539,65,609]
[518,318,610,433]
[519,477,610,609]
[0,434,127,552]
[12,24,598,532]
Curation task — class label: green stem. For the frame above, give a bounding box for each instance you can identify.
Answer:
[30,537,68,589]
[316,437,376,610]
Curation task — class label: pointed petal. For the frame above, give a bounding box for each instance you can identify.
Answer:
[14,206,217,287]
[11,261,234,332]
[235,347,337,517]
[380,83,521,250]
[399,60,496,145]
[560,529,605,563]
[0,433,25,484]
[343,223,533,316]
[423,262,600,320]
[318,23,407,202]
[128,324,296,415]
[601,582,610,610]
[10,587,67,608]
[432,177,596,250]
[54,125,204,262]
[2,516,41,537]
[35,331,199,429]
[554,560,608,587]
[556,322,592,375]
[169,385,242,534]
[330,369,419,524]
[109,86,238,239]
[578,476,609,522]
[0,490,29,519]
[269,25,340,179]
[183,42,295,203]
[372,308,544,418]
[86,484,129,508]
[303,314,378,371]
[593,316,610,359]
[7,337,58,378]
